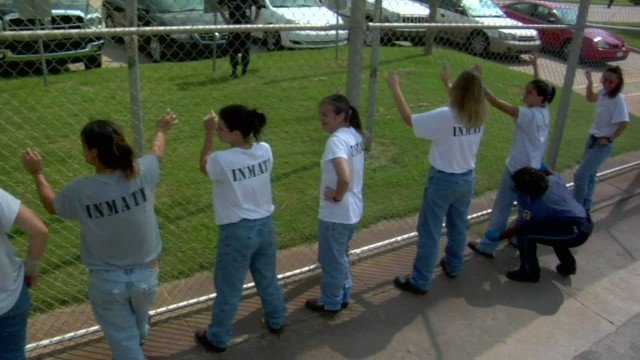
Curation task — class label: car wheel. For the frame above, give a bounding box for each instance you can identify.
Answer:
[83,55,102,70]
[467,31,489,57]
[147,36,169,62]
[265,31,282,51]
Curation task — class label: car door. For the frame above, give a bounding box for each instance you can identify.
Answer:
[438,0,468,43]
[530,4,563,51]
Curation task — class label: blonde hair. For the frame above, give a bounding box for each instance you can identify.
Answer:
[449,70,488,128]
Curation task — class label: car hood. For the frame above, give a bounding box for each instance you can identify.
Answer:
[153,11,225,26]
[273,6,343,25]
[372,0,429,15]
[0,0,96,17]
[473,16,537,36]
[585,27,625,45]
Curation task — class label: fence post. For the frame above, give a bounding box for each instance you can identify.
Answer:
[364,0,383,150]
[423,0,441,55]
[346,0,366,108]
[547,0,590,169]
[126,0,145,154]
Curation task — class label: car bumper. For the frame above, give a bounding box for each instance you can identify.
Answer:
[489,39,541,54]
[281,30,348,49]
[583,47,630,62]
[0,40,104,62]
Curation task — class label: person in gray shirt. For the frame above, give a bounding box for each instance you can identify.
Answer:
[22,111,178,360]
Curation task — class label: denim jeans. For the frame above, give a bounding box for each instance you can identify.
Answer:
[207,216,286,348]
[0,283,30,360]
[88,262,159,360]
[573,136,614,211]
[411,168,475,291]
[317,220,358,311]
[475,168,518,255]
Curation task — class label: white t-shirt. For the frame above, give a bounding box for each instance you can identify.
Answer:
[319,127,365,224]
[54,154,162,270]
[590,90,630,137]
[506,106,550,173]
[206,142,275,225]
[412,107,484,173]
[0,188,24,316]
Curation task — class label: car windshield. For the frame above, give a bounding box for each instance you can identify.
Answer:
[149,0,204,12]
[0,0,88,11]
[555,8,577,25]
[464,0,504,17]
[270,0,319,8]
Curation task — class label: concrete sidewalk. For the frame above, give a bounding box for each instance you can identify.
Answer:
[34,159,640,360]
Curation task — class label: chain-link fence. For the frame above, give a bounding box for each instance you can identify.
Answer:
[0,0,638,355]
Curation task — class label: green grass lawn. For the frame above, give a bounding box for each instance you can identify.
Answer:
[1,45,638,314]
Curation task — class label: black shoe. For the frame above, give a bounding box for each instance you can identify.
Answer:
[194,330,226,353]
[506,269,540,283]
[393,276,427,295]
[440,258,457,279]
[241,68,248,76]
[556,263,576,276]
[468,241,495,259]
[267,323,284,335]
[304,298,348,314]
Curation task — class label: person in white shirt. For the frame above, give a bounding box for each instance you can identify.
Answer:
[304,94,365,314]
[468,55,556,259]
[195,105,286,352]
[573,66,629,213]
[0,189,48,360]
[386,64,488,294]
[22,112,177,360]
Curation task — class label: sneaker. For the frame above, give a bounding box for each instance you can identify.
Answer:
[194,329,226,353]
[393,276,427,295]
[440,258,457,279]
[506,269,540,283]
[467,241,495,259]
[241,68,248,76]
[267,323,284,335]
[556,263,577,276]
[304,298,348,315]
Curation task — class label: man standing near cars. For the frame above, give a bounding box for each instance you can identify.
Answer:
[218,0,265,77]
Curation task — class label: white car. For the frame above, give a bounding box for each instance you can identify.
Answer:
[323,0,431,45]
[252,0,349,50]
[436,0,541,56]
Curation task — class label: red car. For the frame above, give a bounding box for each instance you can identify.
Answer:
[500,1,629,63]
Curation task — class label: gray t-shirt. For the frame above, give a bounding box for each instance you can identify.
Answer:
[54,154,162,270]
[0,188,23,315]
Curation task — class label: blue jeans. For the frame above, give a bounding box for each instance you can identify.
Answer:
[411,168,475,291]
[207,216,286,348]
[475,168,518,255]
[88,262,159,360]
[573,136,614,211]
[0,283,30,360]
[317,220,358,311]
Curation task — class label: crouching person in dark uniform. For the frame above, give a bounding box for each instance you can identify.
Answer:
[499,167,593,283]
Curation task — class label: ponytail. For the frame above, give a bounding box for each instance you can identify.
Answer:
[219,104,267,141]
[81,120,137,178]
[320,94,363,132]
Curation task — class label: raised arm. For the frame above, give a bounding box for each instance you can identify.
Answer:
[386,71,413,127]
[484,86,519,119]
[150,109,179,162]
[528,54,540,80]
[584,71,598,103]
[199,112,218,175]
[22,149,57,215]
[13,204,49,287]
[440,63,452,93]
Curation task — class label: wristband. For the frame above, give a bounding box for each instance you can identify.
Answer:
[332,196,342,203]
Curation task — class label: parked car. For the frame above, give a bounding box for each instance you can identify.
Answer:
[0,0,104,71]
[323,0,431,45]
[435,0,541,56]
[500,1,629,63]
[250,0,348,51]
[103,0,229,62]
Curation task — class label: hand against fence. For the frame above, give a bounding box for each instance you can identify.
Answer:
[469,64,481,76]
[157,109,178,132]
[203,111,219,134]
[527,54,538,66]
[440,63,451,85]
[386,71,400,88]
[22,148,44,175]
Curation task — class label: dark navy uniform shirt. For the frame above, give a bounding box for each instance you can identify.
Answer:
[517,175,586,225]
[220,0,266,24]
